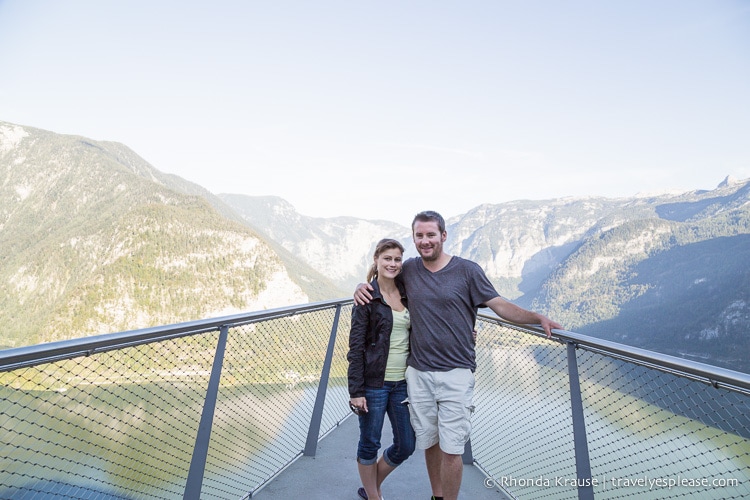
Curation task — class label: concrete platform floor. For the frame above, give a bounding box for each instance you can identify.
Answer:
[251,414,508,499]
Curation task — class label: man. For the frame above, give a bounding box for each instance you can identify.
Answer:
[354,211,561,500]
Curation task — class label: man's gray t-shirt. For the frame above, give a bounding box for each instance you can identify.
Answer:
[401,256,500,372]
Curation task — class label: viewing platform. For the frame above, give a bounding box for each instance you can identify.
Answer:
[251,412,505,499]
[1,299,748,499]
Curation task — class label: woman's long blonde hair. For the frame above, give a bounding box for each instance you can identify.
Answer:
[367,238,405,282]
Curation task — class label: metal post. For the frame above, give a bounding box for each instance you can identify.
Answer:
[184,325,229,500]
[567,342,594,500]
[303,304,342,456]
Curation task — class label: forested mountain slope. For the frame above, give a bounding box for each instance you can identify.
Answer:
[0,121,338,348]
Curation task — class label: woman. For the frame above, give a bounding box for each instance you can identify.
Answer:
[347,238,416,500]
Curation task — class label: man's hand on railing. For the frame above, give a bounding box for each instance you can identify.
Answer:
[539,316,562,339]
[484,296,561,338]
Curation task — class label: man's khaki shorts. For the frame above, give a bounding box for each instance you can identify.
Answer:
[405,366,475,455]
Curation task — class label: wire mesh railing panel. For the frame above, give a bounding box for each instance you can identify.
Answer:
[576,350,750,499]
[3,300,749,499]
[0,331,219,499]
[198,306,352,499]
[319,304,353,436]
[472,320,577,499]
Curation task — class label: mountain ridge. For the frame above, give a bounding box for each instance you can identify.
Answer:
[0,121,340,347]
[2,120,748,373]
[219,176,750,373]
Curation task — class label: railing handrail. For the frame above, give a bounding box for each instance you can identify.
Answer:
[2,299,747,393]
[478,311,750,394]
[0,298,353,372]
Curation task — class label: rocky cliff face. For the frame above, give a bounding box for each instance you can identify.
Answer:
[219,194,409,291]
[444,199,637,298]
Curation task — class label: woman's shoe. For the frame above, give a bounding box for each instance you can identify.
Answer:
[357,487,384,500]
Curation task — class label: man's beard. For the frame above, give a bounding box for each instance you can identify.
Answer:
[419,244,441,262]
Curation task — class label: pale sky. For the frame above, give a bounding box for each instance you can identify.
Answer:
[1,1,749,224]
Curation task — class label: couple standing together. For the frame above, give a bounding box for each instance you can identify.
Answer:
[347,211,562,500]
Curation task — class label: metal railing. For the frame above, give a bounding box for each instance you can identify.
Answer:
[0,300,748,499]
[0,301,353,499]
[471,313,750,499]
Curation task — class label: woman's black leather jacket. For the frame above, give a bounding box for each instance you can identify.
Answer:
[347,279,408,398]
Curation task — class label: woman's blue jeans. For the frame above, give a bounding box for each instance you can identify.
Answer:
[357,380,416,466]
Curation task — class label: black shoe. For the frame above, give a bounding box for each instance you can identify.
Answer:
[358,487,368,500]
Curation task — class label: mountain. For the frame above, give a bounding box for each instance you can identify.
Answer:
[222,178,750,374]
[575,234,750,369]
[0,121,341,348]
[218,194,408,291]
[2,120,748,373]
[532,182,750,372]
[443,199,646,300]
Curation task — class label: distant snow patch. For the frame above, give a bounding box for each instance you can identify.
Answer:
[15,184,32,200]
[0,124,29,153]
[207,271,308,318]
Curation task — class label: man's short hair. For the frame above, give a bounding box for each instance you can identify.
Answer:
[412,211,445,233]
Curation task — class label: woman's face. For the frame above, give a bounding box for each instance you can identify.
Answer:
[375,247,403,279]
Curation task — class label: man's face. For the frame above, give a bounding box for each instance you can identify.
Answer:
[412,220,446,262]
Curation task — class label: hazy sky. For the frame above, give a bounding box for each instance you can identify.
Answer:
[1,1,748,224]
